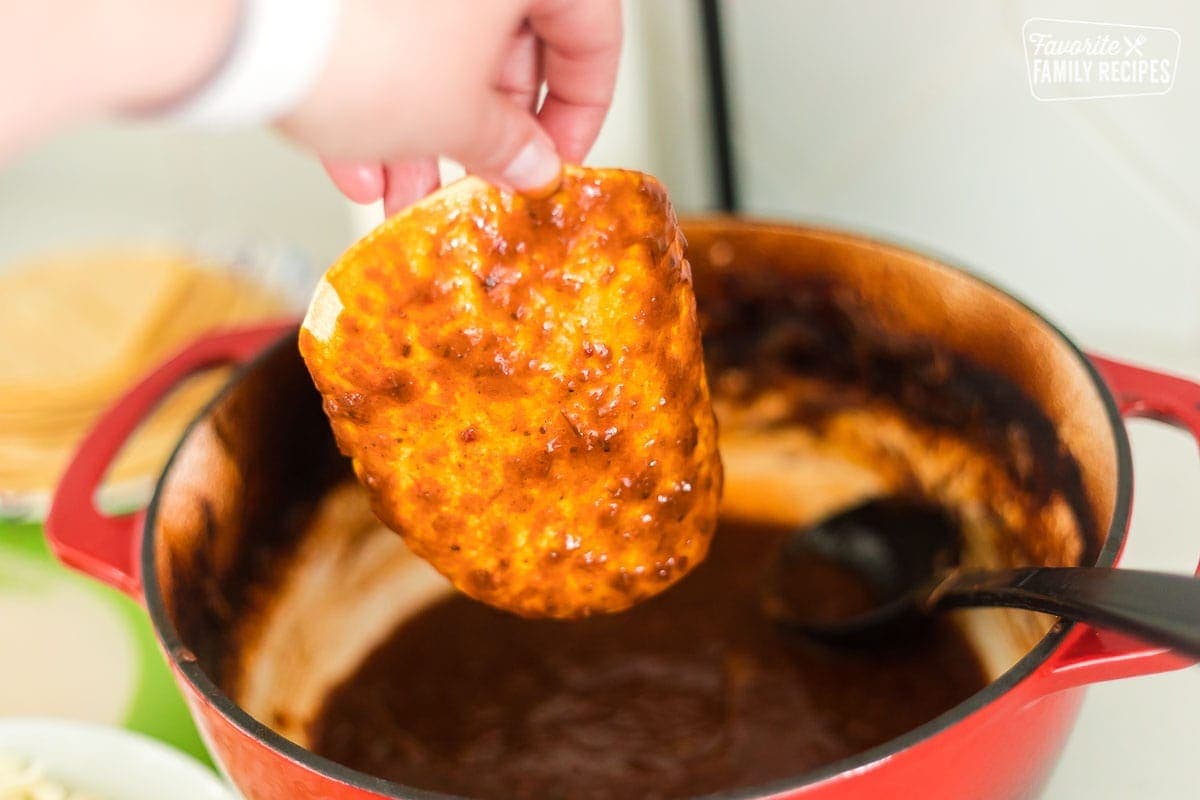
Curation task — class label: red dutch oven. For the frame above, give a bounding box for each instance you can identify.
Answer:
[46,219,1199,800]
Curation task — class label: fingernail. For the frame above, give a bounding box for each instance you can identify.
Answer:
[502,138,562,196]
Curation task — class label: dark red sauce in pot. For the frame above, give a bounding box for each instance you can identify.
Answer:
[308,519,987,800]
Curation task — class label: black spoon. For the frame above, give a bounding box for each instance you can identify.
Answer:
[764,498,1200,657]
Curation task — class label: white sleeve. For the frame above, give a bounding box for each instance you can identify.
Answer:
[162,0,341,128]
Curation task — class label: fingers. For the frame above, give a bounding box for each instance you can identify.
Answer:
[496,24,542,113]
[456,22,556,196]
[529,0,622,163]
[452,92,561,196]
[323,156,441,215]
[383,158,441,216]
[320,2,621,203]
[322,158,386,204]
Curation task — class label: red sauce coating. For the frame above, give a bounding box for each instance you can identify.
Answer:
[300,167,722,618]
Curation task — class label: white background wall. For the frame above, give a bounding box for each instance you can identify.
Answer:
[722,0,1200,355]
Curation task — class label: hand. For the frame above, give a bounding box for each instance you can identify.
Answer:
[277,0,622,215]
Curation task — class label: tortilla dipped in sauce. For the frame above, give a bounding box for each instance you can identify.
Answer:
[299,166,722,618]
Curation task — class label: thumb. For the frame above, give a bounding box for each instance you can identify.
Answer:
[454,95,562,195]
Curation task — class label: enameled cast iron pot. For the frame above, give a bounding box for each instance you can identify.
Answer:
[46,219,1200,800]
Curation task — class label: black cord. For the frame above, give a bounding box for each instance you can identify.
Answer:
[698,0,739,212]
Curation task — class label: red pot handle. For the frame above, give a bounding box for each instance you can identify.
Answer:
[44,321,296,599]
[1041,355,1200,691]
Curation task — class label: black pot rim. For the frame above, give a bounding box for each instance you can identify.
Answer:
[140,218,1134,800]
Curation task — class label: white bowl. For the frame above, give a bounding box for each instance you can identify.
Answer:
[0,718,237,800]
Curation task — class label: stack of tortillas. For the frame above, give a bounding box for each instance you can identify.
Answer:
[0,249,288,516]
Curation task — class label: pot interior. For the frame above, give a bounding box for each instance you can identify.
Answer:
[150,219,1121,790]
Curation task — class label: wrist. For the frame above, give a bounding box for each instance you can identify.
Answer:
[159,0,341,128]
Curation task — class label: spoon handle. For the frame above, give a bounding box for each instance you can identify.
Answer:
[930,567,1200,658]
